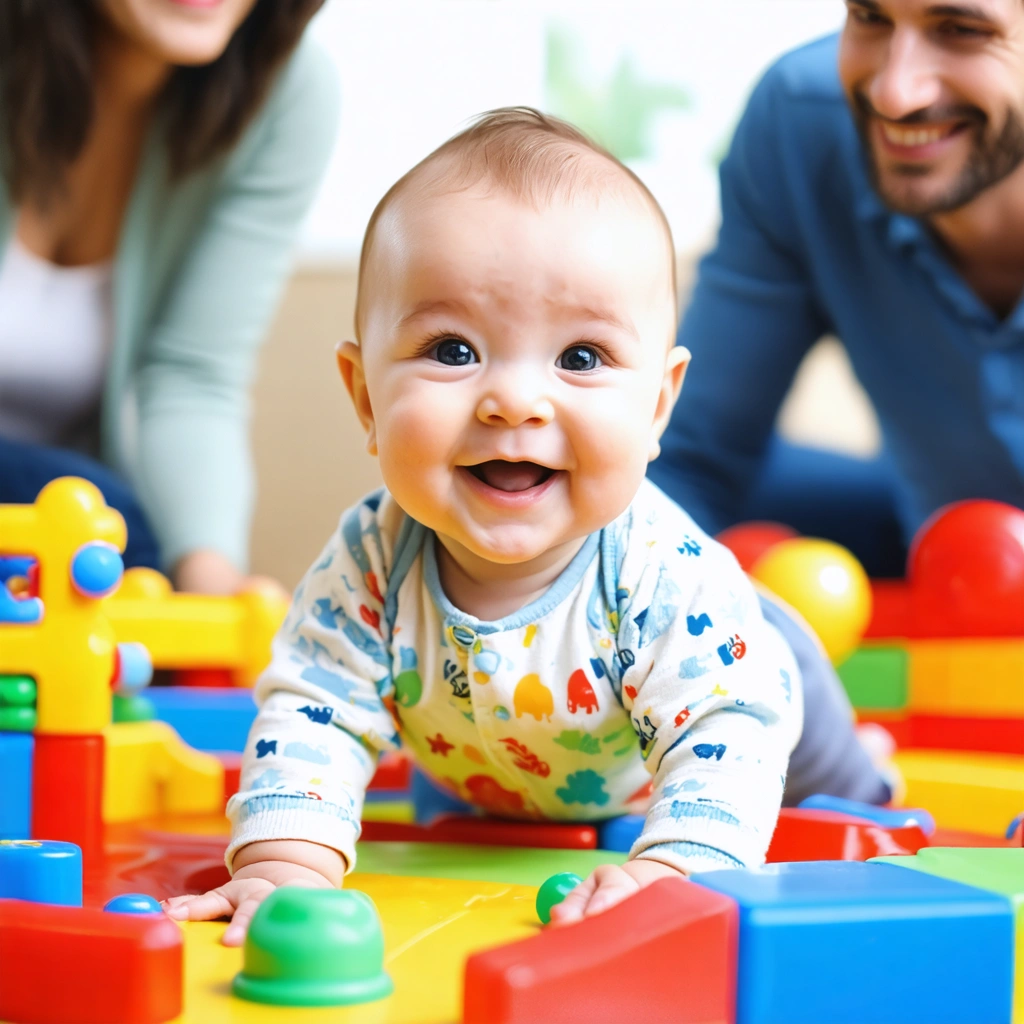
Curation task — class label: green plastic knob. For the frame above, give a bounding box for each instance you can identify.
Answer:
[112,693,156,723]
[232,888,394,1006]
[0,675,36,707]
[536,871,583,925]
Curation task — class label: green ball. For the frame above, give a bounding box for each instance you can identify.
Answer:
[536,872,583,925]
[112,694,156,723]
[233,888,394,1007]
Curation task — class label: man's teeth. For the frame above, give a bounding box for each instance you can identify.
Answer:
[881,122,953,147]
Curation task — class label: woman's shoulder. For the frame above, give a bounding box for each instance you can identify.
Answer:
[220,35,340,176]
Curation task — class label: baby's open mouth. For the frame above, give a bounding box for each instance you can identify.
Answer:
[465,460,555,493]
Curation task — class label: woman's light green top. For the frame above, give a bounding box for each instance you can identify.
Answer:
[0,38,339,572]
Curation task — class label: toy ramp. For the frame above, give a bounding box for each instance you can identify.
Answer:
[103,721,224,822]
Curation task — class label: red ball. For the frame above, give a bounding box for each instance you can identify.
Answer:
[716,521,799,573]
[909,500,1024,636]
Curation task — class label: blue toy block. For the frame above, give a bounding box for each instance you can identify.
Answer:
[0,840,82,906]
[145,686,256,752]
[0,732,33,839]
[0,556,34,583]
[798,793,936,835]
[596,814,644,852]
[692,860,1013,1024]
[412,768,472,824]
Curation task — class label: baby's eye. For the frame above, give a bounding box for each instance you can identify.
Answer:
[557,345,602,372]
[431,338,478,366]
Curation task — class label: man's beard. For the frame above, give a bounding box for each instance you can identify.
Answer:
[852,91,1024,216]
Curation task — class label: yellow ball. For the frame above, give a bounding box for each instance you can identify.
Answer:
[750,538,872,663]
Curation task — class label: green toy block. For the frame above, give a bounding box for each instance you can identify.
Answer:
[837,645,908,710]
[0,707,35,731]
[875,849,1024,1022]
[0,676,36,708]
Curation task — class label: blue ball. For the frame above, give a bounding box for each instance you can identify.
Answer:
[71,542,124,598]
[104,893,163,915]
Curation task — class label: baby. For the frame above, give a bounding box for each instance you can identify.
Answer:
[166,108,887,943]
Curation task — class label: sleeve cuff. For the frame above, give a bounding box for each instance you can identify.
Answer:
[225,795,361,876]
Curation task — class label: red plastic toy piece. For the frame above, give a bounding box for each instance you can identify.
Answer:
[0,898,182,1023]
[369,751,412,791]
[908,499,1024,636]
[906,713,1024,755]
[765,807,927,863]
[361,815,598,849]
[174,668,235,688]
[716,521,798,572]
[463,876,737,1024]
[31,734,104,859]
[217,751,242,804]
[864,580,911,638]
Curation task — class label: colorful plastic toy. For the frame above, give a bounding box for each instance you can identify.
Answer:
[0,898,183,1024]
[750,537,873,662]
[535,871,582,924]
[0,733,33,838]
[106,565,286,687]
[692,860,1014,1024]
[464,877,737,1024]
[873,848,1024,1024]
[233,887,393,1006]
[104,893,164,915]
[909,499,1024,636]
[0,840,82,906]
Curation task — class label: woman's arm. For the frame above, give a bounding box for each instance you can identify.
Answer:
[132,39,340,590]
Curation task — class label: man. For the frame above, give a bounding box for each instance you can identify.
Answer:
[651,0,1024,575]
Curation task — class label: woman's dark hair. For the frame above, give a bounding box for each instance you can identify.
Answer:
[0,0,325,203]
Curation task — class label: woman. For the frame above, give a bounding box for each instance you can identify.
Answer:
[0,0,337,592]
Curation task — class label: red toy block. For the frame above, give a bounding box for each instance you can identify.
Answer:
[360,815,598,849]
[31,734,104,859]
[855,711,912,747]
[907,713,1024,755]
[463,876,737,1024]
[0,898,182,1023]
[369,751,412,791]
[864,580,910,639]
[174,668,234,688]
[766,808,927,863]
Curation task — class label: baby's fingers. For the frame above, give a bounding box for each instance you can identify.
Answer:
[162,889,237,923]
[221,884,277,947]
[548,870,600,926]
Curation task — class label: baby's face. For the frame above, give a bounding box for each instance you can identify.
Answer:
[346,185,684,571]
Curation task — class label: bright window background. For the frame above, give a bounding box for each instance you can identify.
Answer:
[301,0,847,263]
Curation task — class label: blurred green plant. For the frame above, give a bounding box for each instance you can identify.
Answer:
[545,24,691,162]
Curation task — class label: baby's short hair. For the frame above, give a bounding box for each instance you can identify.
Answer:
[354,106,676,341]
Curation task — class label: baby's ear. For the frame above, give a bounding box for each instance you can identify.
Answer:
[648,345,690,461]
[336,341,377,456]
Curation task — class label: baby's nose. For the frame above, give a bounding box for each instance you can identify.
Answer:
[475,372,554,427]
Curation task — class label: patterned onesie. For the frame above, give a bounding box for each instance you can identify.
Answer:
[227,479,804,875]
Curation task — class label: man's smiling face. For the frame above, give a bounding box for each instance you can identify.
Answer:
[839,0,1024,215]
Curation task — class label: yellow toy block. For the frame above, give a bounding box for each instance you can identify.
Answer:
[0,478,125,734]
[103,721,224,823]
[909,640,1024,716]
[180,872,537,1023]
[894,749,1024,836]
[107,567,286,686]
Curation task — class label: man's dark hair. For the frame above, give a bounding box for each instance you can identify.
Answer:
[0,0,324,203]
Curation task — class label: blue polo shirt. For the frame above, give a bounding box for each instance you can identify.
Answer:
[650,33,1024,543]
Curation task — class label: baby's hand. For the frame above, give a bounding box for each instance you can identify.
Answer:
[161,840,346,946]
[550,859,684,925]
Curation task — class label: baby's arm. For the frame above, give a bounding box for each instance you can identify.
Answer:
[556,535,803,924]
[163,497,401,941]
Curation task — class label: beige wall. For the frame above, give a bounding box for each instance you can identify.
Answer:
[250,262,880,587]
